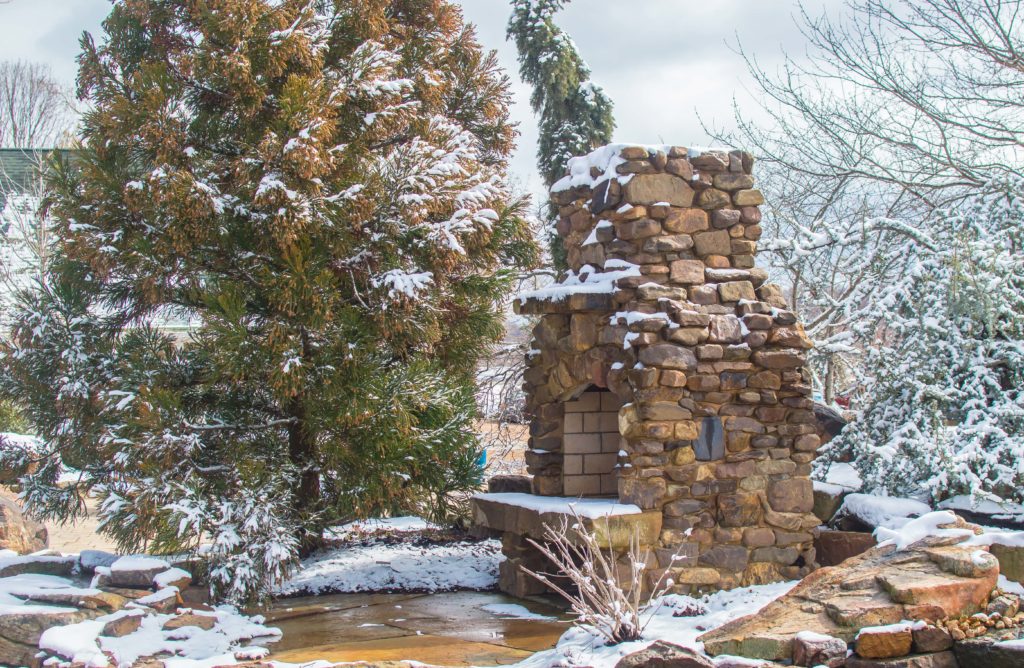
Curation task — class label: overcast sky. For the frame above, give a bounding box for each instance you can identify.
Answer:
[0,0,842,199]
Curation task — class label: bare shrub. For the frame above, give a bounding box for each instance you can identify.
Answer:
[520,512,680,645]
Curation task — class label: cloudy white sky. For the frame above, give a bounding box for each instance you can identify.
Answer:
[0,0,842,199]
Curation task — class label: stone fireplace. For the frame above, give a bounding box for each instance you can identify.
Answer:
[473,144,821,597]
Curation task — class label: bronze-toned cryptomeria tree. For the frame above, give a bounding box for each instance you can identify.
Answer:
[0,0,536,603]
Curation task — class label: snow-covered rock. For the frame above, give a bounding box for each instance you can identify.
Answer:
[108,555,171,588]
[832,493,931,532]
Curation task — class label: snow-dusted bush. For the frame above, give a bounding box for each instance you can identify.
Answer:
[826,177,1024,504]
[521,513,678,645]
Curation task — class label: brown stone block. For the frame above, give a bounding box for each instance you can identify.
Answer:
[794,434,822,452]
[743,527,776,548]
[637,284,689,301]
[691,152,730,171]
[654,234,694,253]
[734,189,766,206]
[718,492,763,527]
[706,254,731,268]
[665,158,694,180]
[767,478,815,514]
[640,344,698,371]
[771,324,814,350]
[719,281,757,303]
[733,254,755,269]
[625,173,696,207]
[731,239,758,255]
[693,229,732,256]
[664,208,709,234]
[740,206,762,224]
[690,285,719,304]
[753,350,807,369]
[711,208,742,228]
[616,217,661,240]
[675,420,700,440]
[710,315,744,344]
[660,370,687,387]
[700,545,750,571]
[670,259,706,284]
[855,625,913,659]
[814,530,877,567]
[673,567,723,585]
[697,344,724,360]
[713,173,755,191]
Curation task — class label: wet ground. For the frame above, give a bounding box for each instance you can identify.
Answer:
[265,591,572,666]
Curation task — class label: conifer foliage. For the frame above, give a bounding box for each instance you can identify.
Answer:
[825,177,1024,504]
[0,0,535,603]
[507,0,614,267]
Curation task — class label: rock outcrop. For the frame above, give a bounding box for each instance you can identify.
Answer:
[699,531,1003,661]
[0,489,47,554]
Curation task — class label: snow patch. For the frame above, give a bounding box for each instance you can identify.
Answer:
[474,492,643,519]
[836,493,931,530]
[277,539,501,596]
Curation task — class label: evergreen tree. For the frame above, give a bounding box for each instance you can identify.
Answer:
[507,0,614,268]
[823,176,1024,504]
[0,0,536,603]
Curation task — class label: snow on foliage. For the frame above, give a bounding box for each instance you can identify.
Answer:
[823,176,1024,505]
[0,0,535,606]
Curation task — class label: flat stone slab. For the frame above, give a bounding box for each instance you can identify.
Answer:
[472,493,662,549]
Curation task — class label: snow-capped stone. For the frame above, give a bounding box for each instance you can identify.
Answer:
[855,622,914,659]
[153,567,192,590]
[615,640,715,668]
[108,555,171,588]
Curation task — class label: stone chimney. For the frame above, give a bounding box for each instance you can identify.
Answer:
[498,143,821,592]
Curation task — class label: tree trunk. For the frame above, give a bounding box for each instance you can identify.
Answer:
[288,393,322,557]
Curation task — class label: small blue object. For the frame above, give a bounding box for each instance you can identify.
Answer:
[476,449,487,470]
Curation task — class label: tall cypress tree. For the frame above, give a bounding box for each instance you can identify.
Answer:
[507,0,615,268]
[0,0,535,603]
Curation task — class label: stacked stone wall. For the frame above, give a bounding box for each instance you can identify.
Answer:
[514,144,822,592]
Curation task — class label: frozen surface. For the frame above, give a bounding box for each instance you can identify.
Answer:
[481,603,558,621]
[474,492,643,519]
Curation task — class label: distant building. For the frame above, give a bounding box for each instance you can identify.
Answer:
[0,148,70,211]
[0,148,194,339]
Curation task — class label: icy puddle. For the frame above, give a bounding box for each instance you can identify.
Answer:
[265,591,572,666]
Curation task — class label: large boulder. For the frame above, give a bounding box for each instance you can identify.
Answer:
[0,490,47,554]
[614,641,715,668]
[700,524,1000,662]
